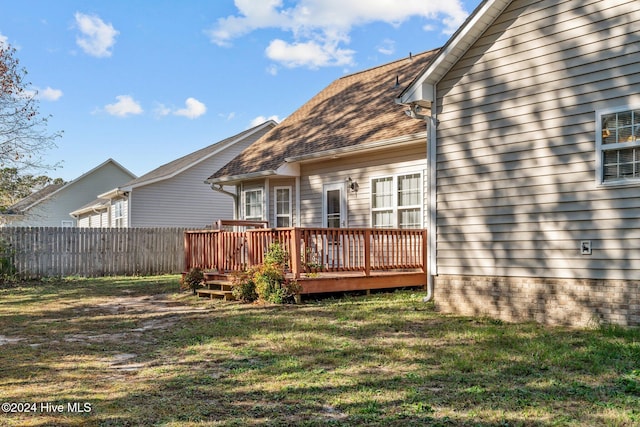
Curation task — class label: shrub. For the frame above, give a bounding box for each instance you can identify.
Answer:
[230,269,258,302]
[180,267,204,295]
[232,242,300,304]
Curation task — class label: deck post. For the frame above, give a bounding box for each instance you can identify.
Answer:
[183,231,190,272]
[290,227,302,279]
[216,230,224,273]
[364,229,371,277]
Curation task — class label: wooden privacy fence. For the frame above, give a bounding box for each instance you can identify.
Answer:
[184,227,427,278]
[0,227,189,278]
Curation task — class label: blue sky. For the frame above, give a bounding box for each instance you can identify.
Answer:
[1,0,481,182]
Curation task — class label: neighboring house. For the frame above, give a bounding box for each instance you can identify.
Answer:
[397,0,640,326]
[206,50,438,230]
[1,159,135,227]
[71,121,276,228]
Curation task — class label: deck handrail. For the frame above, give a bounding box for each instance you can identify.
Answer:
[184,227,427,278]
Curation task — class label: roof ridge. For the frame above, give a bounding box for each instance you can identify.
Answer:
[338,48,440,80]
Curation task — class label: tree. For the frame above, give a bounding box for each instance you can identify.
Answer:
[1,42,62,171]
[0,167,65,210]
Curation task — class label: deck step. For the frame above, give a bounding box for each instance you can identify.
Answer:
[196,289,235,301]
[204,280,233,291]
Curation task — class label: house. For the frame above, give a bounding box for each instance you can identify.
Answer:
[206,50,438,231]
[397,0,640,326]
[1,159,135,227]
[71,121,276,228]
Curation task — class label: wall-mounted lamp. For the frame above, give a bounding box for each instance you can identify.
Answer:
[347,177,359,193]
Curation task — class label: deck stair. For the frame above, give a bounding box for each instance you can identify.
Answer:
[196,272,235,300]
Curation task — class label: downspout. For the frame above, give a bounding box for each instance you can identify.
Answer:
[210,184,238,220]
[424,84,439,303]
[402,101,435,302]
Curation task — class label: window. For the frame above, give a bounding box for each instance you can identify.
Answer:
[244,189,263,221]
[61,220,74,227]
[371,172,423,229]
[398,173,422,228]
[597,106,640,184]
[274,187,291,228]
[113,200,124,228]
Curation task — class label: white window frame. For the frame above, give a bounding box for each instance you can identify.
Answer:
[596,104,640,186]
[113,200,124,228]
[370,171,423,229]
[243,188,264,221]
[274,186,292,228]
[61,220,74,227]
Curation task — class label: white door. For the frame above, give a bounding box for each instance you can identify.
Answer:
[323,182,346,228]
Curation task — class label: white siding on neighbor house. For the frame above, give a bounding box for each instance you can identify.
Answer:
[300,142,427,228]
[435,0,640,280]
[128,135,260,228]
[7,162,134,227]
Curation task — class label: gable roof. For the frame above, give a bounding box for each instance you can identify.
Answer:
[397,0,511,108]
[116,120,277,192]
[4,158,135,214]
[208,49,439,184]
[4,183,65,215]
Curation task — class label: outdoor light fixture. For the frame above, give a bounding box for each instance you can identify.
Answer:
[347,177,359,193]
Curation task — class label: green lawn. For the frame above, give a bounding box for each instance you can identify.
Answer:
[0,276,639,426]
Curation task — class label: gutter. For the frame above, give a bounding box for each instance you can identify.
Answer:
[210,184,239,220]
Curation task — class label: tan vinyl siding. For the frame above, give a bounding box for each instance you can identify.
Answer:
[435,0,640,280]
[300,143,427,228]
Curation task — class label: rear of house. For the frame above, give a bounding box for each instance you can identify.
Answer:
[400,0,640,326]
[207,51,438,231]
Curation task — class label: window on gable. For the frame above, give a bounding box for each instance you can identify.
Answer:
[244,189,263,221]
[371,172,423,229]
[598,107,640,184]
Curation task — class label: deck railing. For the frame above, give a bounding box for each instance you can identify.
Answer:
[184,227,427,278]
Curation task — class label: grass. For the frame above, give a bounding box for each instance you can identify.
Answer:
[0,276,639,426]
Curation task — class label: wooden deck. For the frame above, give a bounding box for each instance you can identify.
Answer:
[184,225,427,298]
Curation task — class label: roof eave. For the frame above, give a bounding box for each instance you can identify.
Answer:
[284,132,427,164]
[205,170,279,186]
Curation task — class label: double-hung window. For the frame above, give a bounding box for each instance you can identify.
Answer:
[597,106,640,185]
[244,189,263,221]
[371,172,423,229]
[113,200,124,228]
[274,187,292,228]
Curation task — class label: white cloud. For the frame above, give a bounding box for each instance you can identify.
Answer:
[153,103,171,118]
[206,0,469,68]
[74,12,119,58]
[174,97,207,119]
[250,115,280,127]
[218,112,236,121]
[104,95,143,117]
[0,32,8,47]
[266,39,354,68]
[377,38,395,55]
[38,87,64,101]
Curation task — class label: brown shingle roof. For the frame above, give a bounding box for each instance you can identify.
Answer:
[5,183,65,214]
[209,49,438,181]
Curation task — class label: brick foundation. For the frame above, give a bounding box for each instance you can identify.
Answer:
[434,275,640,327]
